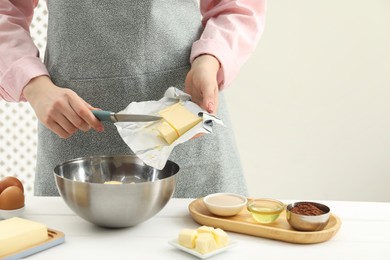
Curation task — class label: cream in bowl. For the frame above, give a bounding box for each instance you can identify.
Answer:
[203,193,247,217]
[247,198,285,224]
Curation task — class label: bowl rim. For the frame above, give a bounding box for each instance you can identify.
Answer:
[246,198,285,213]
[53,154,179,185]
[203,192,248,209]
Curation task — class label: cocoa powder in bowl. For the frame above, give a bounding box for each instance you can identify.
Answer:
[290,202,325,216]
[286,201,331,231]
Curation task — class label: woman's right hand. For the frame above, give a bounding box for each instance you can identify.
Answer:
[22,75,104,138]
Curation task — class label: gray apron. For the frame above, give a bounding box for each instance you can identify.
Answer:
[35,0,248,198]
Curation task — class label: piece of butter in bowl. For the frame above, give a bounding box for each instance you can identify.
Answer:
[103,181,123,185]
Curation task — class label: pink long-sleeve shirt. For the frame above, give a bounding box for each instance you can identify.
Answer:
[0,0,266,102]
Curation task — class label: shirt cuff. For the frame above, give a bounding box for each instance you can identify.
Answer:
[0,56,49,102]
[190,39,239,90]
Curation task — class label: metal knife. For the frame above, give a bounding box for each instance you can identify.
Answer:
[92,110,162,122]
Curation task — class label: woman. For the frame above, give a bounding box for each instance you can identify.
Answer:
[0,0,266,197]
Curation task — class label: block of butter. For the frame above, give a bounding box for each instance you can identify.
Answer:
[177,225,230,254]
[157,121,179,145]
[157,102,202,144]
[0,217,48,257]
[212,228,229,248]
[195,233,218,254]
[197,225,215,234]
[178,228,198,249]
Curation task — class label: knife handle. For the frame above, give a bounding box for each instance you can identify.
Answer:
[92,110,113,122]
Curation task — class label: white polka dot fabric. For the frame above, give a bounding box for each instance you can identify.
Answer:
[0,2,48,195]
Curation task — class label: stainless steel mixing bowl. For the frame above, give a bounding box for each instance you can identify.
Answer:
[53,155,179,228]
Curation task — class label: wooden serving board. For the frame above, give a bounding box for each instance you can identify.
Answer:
[2,228,65,260]
[189,198,341,244]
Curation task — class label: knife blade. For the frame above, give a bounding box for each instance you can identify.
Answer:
[92,110,162,122]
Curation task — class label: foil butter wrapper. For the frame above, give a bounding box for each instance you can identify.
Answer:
[114,87,224,170]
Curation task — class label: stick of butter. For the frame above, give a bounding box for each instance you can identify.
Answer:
[157,103,202,144]
[0,217,48,257]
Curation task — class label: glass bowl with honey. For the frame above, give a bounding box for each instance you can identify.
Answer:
[247,198,285,224]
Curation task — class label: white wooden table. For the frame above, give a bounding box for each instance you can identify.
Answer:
[18,197,390,259]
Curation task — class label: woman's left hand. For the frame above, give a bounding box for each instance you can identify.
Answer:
[184,54,220,114]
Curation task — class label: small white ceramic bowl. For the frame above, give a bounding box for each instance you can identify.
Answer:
[0,206,25,220]
[203,193,247,217]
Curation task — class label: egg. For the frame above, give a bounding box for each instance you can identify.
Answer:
[0,186,25,210]
[0,176,24,194]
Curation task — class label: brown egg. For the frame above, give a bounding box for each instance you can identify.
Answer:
[0,176,24,194]
[0,186,25,210]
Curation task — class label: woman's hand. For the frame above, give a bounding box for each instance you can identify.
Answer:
[184,54,220,114]
[22,75,104,138]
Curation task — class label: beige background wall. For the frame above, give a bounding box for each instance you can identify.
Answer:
[225,0,390,202]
